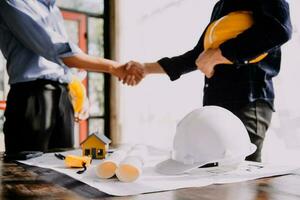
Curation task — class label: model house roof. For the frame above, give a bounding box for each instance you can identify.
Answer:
[80,132,111,145]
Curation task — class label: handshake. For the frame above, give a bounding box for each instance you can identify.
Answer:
[111,61,148,86]
[109,48,231,85]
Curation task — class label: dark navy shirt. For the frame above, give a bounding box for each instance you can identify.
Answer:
[158,0,292,111]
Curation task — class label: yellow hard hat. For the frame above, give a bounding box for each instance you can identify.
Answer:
[204,11,267,63]
[68,75,86,114]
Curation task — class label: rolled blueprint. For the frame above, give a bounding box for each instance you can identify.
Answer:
[96,146,131,179]
[116,145,148,182]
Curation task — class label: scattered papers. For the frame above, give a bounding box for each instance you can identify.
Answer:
[19,147,300,196]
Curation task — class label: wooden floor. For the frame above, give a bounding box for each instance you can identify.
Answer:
[1,155,300,200]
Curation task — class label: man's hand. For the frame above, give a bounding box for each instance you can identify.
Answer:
[118,61,165,86]
[113,61,145,86]
[110,63,128,80]
[196,48,231,78]
[122,61,146,86]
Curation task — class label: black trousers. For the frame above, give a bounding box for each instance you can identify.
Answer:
[3,80,74,154]
[231,100,273,162]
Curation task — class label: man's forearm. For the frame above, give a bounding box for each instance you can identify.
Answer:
[62,53,120,74]
[144,62,165,75]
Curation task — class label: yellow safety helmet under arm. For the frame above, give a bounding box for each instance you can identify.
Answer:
[204,11,267,64]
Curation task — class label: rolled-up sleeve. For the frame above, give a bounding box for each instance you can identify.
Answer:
[57,41,82,58]
[0,0,81,65]
[157,32,205,81]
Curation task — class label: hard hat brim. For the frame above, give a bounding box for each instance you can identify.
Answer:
[155,143,257,175]
[155,159,210,175]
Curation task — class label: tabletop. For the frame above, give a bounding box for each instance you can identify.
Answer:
[1,155,300,200]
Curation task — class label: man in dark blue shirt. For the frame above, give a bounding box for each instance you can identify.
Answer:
[123,0,292,162]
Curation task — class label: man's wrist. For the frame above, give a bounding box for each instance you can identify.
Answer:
[109,66,116,75]
[144,62,164,74]
[109,61,121,75]
[143,63,151,75]
[216,48,231,64]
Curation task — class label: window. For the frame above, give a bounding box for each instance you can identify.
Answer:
[57,0,104,15]
[85,149,91,156]
[0,54,6,152]
[57,0,110,140]
[0,54,5,100]
[97,149,103,156]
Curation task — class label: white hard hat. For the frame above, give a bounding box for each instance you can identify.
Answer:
[156,106,256,175]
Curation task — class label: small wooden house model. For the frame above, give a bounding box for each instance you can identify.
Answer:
[80,133,111,159]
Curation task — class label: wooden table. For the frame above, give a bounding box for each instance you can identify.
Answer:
[1,155,300,200]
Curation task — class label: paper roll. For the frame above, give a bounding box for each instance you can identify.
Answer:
[116,145,148,182]
[96,146,131,179]
[116,156,142,182]
[96,161,117,179]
